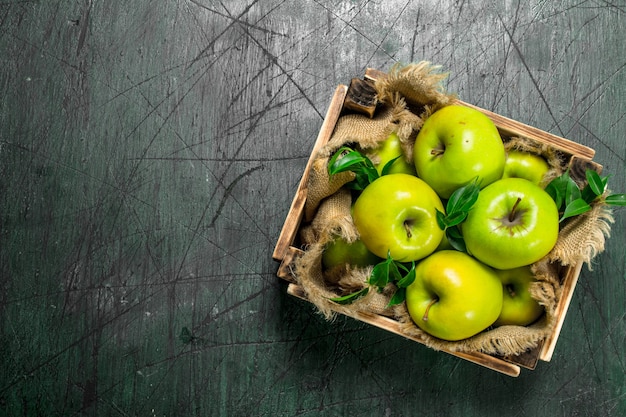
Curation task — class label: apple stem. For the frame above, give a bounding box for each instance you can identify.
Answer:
[509,197,522,223]
[422,297,438,321]
[430,148,444,157]
[404,220,414,239]
[506,284,517,298]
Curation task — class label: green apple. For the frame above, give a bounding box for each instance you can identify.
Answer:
[413,105,506,199]
[369,132,417,176]
[493,266,544,326]
[352,173,444,262]
[502,150,550,186]
[462,177,559,270]
[405,250,503,341]
[322,237,381,269]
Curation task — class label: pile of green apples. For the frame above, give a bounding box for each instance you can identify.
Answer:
[323,104,562,341]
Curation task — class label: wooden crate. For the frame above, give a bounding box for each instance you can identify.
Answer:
[273,69,597,377]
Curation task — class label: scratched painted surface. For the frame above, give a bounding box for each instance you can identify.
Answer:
[1,1,624,416]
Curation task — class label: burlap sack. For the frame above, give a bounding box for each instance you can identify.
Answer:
[292,62,613,357]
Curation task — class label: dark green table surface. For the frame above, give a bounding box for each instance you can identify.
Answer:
[1,1,625,416]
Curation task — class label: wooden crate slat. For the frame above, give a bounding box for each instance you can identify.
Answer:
[273,84,349,262]
[540,260,584,361]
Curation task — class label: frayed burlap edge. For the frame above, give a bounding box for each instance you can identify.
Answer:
[300,188,356,246]
[375,61,456,111]
[547,199,614,269]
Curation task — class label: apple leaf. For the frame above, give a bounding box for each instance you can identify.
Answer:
[380,155,402,176]
[396,262,416,288]
[328,147,367,174]
[386,262,416,307]
[547,168,625,222]
[605,193,626,206]
[581,182,599,203]
[433,179,479,253]
[585,169,606,197]
[328,147,381,190]
[581,171,626,207]
[441,210,468,228]
[545,172,569,209]
[369,253,396,289]
[560,198,592,222]
[446,226,467,252]
[436,180,480,231]
[564,176,582,206]
[446,178,480,215]
[435,209,447,230]
[387,287,406,307]
[328,287,369,305]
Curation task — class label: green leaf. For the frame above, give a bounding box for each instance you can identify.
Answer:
[381,155,402,176]
[396,262,412,274]
[446,226,467,252]
[436,180,480,232]
[582,171,610,203]
[446,179,480,214]
[365,255,416,308]
[442,210,468,228]
[585,169,605,197]
[447,225,463,239]
[366,168,380,185]
[328,147,366,175]
[387,287,406,307]
[605,193,626,206]
[329,287,369,305]
[388,260,403,283]
[436,209,447,230]
[396,262,416,288]
[369,262,389,288]
[560,198,592,222]
[545,172,569,209]
[349,173,370,191]
[369,253,397,288]
[581,183,597,204]
[548,168,624,220]
[564,176,582,206]
[328,147,380,190]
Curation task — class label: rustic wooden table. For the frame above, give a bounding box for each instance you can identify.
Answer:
[1,1,624,416]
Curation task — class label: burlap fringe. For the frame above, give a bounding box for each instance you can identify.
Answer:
[301,188,356,245]
[548,199,614,269]
[291,62,613,357]
[375,61,456,110]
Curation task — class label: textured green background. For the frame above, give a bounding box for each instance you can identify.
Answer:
[1,1,624,416]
